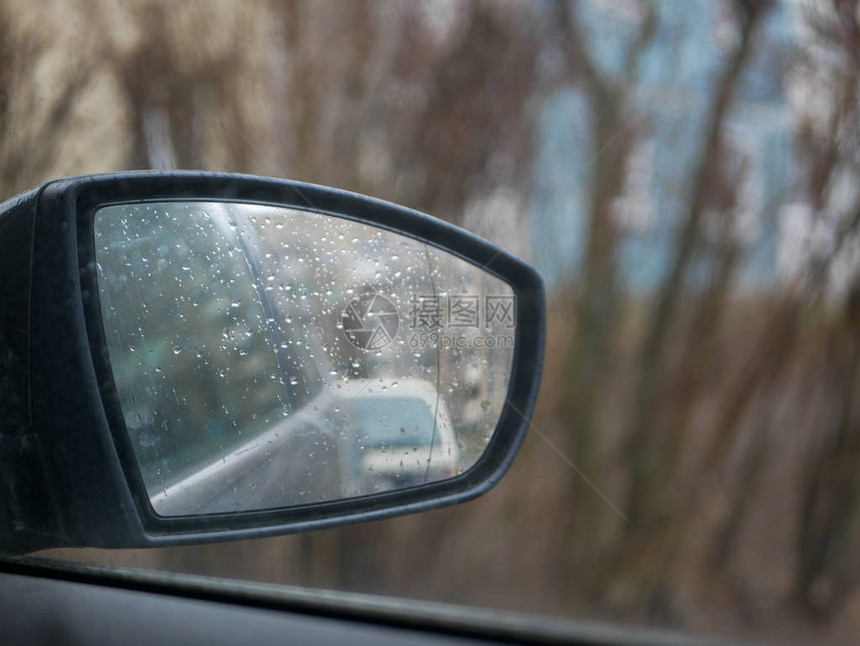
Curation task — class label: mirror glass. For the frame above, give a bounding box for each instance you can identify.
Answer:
[94,201,516,516]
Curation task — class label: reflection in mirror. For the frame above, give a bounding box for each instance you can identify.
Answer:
[94,201,515,516]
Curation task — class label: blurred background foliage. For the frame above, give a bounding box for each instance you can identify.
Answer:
[4,0,859,642]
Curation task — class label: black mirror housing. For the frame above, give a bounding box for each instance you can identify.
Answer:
[0,172,545,552]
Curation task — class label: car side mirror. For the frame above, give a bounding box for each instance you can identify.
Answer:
[0,172,544,551]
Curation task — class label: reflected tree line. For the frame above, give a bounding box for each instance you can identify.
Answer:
[5,0,859,641]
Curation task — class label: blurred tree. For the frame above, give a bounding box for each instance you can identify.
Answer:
[267,0,538,227]
[84,0,255,171]
[0,3,92,197]
[550,0,655,542]
[793,0,860,619]
[624,0,775,527]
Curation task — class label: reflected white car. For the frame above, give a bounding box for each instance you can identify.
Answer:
[333,378,460,496]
